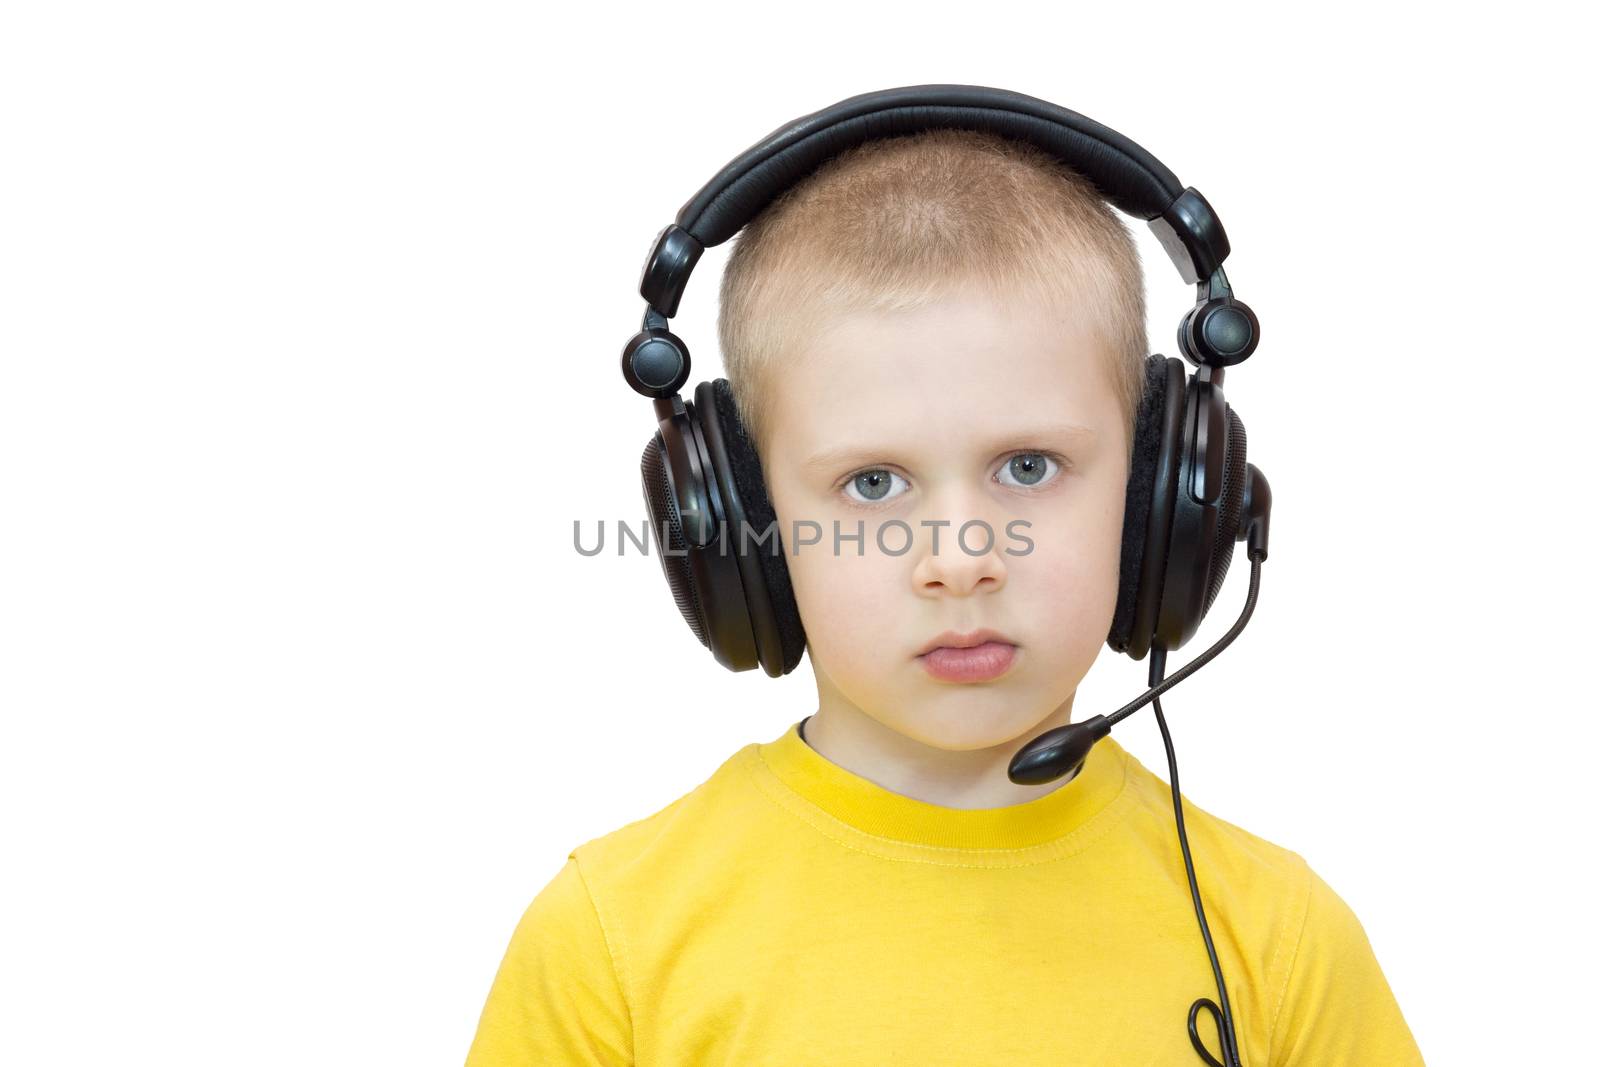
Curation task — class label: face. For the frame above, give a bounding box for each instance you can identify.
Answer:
[759,286,1131,753]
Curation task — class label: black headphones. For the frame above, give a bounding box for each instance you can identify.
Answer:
[620,83,1270,679]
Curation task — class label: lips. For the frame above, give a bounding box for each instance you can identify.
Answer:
[915,628,1017,658]
[919,641,1018,683]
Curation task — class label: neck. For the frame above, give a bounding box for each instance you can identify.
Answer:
[799,687,1082,809]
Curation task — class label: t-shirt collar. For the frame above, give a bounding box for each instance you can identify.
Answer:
[751,716,1130,851]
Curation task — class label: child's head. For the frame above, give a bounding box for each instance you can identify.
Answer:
[717,128,1148,753]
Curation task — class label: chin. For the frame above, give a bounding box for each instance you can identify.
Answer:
[891,706,1046,753]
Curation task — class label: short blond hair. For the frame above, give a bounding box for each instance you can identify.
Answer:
[716,127,1147,464]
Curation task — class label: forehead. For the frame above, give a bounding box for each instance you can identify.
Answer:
[765,289,1120,460]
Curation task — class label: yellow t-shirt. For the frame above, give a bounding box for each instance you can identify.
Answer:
[465,720,1423,1066]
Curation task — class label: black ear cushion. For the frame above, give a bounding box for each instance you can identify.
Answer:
[708,379,808,674]
[1107,354,1172,654]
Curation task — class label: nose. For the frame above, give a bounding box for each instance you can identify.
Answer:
[912,510,1009,598]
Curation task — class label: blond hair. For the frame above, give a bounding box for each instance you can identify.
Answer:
[716,127,1147,464]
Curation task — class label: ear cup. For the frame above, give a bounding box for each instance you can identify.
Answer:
[1149,374,1251,654]
[638,395,760,672]
[640,434,709,645]
[1108,355,1187,659]
[702,378,807,676]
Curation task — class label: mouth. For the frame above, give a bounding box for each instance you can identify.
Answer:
[915,628,1017,657]
[915,629,1019,683]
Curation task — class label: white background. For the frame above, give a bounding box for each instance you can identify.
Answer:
[2,3,1593,1064]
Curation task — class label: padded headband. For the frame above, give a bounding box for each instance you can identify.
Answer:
[639,84,1233,318]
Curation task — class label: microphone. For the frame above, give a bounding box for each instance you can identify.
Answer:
[1008,464,1271,786]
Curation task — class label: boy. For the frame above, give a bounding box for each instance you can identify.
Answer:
[466,127,1423,1064]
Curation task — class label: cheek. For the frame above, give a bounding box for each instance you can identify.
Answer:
[783,525,901,652]
[768,479,908,669]
[1024,553,1117,633]
[1012,486,1127,635]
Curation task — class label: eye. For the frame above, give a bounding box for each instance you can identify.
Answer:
[995,451,1065,489]
[841,468,909,506]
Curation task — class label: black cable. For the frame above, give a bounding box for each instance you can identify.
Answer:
[1153,556,1263,1067]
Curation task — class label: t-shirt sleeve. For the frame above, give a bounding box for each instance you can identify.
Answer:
[464,856,634,1067]
[1268,861,1424,1066]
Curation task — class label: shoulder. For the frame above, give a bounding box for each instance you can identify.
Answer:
[1112,745,1375,966]
[1114,739,1312,894]
[1267,858,1424,1063]
[1109,743,1422,1063]
[564,739,768,893]
[469,859,637,1066]
[1112,742,1318,1022]
[472,741,765,1055]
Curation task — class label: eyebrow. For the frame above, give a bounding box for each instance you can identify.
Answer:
[800,423,1098,474]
